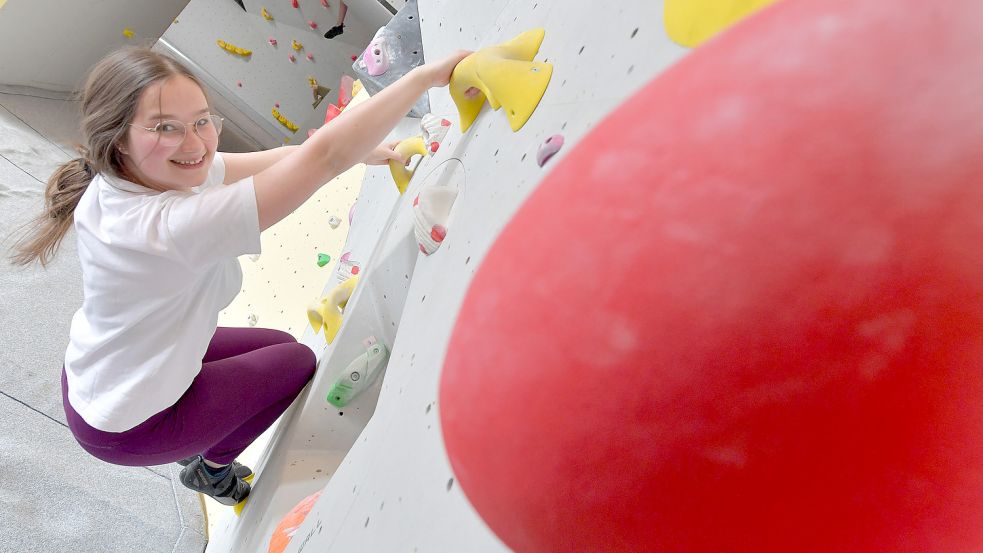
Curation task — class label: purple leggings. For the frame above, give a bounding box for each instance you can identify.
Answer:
[62,327,316,466]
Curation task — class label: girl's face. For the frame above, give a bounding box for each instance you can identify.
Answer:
[119,75,217,192]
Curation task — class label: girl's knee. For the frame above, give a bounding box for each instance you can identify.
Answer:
[286,343,317,380]
[265,327,298,345]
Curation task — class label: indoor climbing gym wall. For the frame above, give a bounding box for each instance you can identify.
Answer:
[162,0,392,147]
[157,0,394,341]
[208,0,983,552]
[217,89,373,341]
[204,0,693,550]
[200,0,692,550]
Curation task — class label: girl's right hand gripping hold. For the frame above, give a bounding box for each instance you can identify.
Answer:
[422,50,473,87]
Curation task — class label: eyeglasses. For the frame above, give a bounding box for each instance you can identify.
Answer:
[129,114,224,147]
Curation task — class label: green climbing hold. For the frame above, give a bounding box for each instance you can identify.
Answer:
[317,253,331,267]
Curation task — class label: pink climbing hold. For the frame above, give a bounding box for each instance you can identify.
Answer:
[413,195,420,207]
[291,0,299,8]
[275,102,280,108]
[307,52,315,61]
[340,252,351,263]
[351,266,360,275]
[536,134,565,167]
[321,0,330,7]
[362,31,390,76]
[430,142,440,153]
[351,54,358,62]
[288,53,297,62]
[431,225,447,243]
[338,75,354,108]
[237,81,243,87]
[324,103,342,124]
[441,119,452,127]
[420,244,428,254]
[268,37,278,47]
[309,20,318,30]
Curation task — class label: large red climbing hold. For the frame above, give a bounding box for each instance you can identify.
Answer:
[439,1,983,552]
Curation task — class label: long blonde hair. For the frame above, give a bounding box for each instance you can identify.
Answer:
[8,47,206,267]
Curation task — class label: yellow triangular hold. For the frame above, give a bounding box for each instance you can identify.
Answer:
[478,59,552,131]
[388,136,428,194]
[231,473,254,516]
[664,0,777,48]
[449,28,553,132]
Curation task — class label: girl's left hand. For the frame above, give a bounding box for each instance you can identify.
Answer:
[362,140,407,166]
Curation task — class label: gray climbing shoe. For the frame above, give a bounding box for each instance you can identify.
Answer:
[178,455,250,506]
[176,455,252,479]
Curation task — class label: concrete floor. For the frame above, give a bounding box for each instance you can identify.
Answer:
[0,87,207,553]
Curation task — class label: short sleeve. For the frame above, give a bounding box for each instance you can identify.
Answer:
[161,175,261,269]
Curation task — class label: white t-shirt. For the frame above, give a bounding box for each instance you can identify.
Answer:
[64,153,261,432]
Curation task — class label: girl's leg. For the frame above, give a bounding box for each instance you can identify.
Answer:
[202,326,297,363]
[169,341,317,464]
[201,392,297,464]
[63,341,316,467]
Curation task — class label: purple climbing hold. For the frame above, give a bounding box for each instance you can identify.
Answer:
[537,134,564,167]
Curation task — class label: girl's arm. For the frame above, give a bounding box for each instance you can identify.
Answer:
[223,138,403,185]
[222,146,298,184]
[252,51,469,231]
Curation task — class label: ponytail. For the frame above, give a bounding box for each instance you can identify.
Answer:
[7,154,95,268]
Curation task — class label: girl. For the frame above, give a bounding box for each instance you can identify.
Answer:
[9,46,469,505]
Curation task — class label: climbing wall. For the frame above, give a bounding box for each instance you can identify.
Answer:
[162,0,390,146]
[202,0,746,551]
[217,89,374,340]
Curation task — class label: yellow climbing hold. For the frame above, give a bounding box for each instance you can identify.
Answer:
[232,473,254,516]
[217,39,252,57]
[307,276,360,344]
[292,39,304,51]
[388,136,428,195]
[351,79,364,99]
[449,28,553,133]
[664,0,777,48]
[261,7,273,21]
[272,107,299,132]
[123,28,135,39]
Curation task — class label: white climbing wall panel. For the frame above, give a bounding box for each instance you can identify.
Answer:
[206,1,691,551]
[163,0,389,146]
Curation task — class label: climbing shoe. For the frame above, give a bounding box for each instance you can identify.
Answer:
[178,455,251,506]
[177,455,253,479]
[324,24,344,39]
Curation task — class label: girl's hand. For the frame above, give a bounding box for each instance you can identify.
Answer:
[421,50,473,87]
[362,140,407,166]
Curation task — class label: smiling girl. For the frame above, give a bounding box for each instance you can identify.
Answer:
[9,46,468,505]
